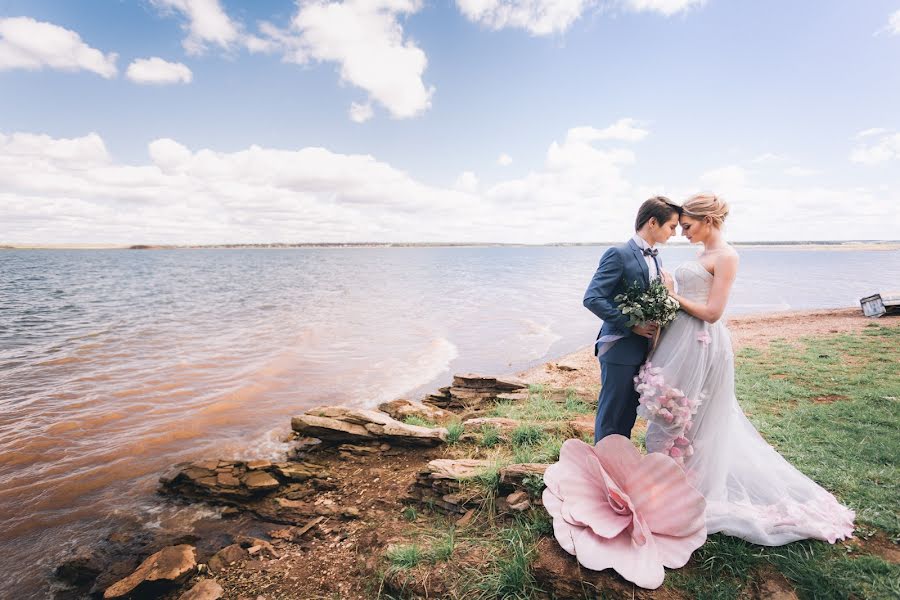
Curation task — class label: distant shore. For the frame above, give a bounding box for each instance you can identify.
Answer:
[4,241,900,251]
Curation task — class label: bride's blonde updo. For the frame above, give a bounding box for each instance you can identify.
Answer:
[682,193,729,228]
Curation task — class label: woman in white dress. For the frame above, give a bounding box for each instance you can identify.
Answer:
[637,193,855,545]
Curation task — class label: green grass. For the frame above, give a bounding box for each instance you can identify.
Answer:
[446,420,465,444]
[381,326,900,600]
[479,424,502,448]
[402,415,437,428]
[489,386,594,423]
[385,544,426,570]
[735,325,900,536]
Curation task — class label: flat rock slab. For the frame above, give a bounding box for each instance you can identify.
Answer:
[159,459,328,504]
[453,374,527,391]
[423,458,495,480]
[103,544,196,599]
[178,578,224,600]
[378,398,454,423]
[499,463,547,487]
[292,406,447,446]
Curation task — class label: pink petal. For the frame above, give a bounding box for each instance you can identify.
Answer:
[545,440,610,503]
[654,528,707,569]
[545,440,631,538]
[542,488,577,554]
[592,434,642,485]
[570,519,666,589]
[623,453,707,538]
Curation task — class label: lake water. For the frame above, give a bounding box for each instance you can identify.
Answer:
[1,245,897,598]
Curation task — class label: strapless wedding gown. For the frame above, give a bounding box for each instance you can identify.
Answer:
[636,261,855,545]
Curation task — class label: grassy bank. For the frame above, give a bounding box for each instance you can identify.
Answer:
[374,324,900,599]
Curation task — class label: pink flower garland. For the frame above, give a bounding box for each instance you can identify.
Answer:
[634,362,703,465]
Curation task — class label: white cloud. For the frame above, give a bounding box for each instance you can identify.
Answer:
[750,152,787,164]
[850,130,900,164]
[126,57,192,85]
[855,127,887,139]
[784,166,819,177]
[454,171,479,192]
[152,0,242,54]
[566,118,649,143]
[349,101,374,123]
[1,126,895,245]
[699,165,747,190]
[497,153,513,166]
[255,1,432,121]
[889,9,900,35]
[624,0,706,17]
[455,0,595,36]
[0,17,117,78]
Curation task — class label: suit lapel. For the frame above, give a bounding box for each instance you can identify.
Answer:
[627,239,650,286]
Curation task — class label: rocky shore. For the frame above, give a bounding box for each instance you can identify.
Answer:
[50,308,897,599]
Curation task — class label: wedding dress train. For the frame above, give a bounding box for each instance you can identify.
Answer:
[635,260,855,545]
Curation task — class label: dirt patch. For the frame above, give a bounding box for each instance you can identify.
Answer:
[748,565,799,600]
[843,532,900,565]
[811,394,849,404]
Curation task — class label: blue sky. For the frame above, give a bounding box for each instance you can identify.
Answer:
[1,1,900,244]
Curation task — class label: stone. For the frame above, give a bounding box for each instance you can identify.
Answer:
[216,472,240,487]
[426,458,495,480]
[506,491,531,511]
[102,544,196,599]
[499,463,547,488]
[245,460,272,470]
[336,444,380,456]
[274,462,321,481]
[268,516,324,542]
[54,547,100,585]
[240,471,280,491]
[178,578,224,600]
[378,398,453,423]
[566,415,595,440]
[291,406,447,446]
[207,544,248,574]
[407,459,496,515]
[455,509,476,528]
[236,537,280,559]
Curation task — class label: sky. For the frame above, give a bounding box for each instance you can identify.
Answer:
[1,0,900,244]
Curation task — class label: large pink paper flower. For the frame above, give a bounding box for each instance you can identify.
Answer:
[542,435,707,589]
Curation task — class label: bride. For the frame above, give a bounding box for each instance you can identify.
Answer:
[639,192,855,545]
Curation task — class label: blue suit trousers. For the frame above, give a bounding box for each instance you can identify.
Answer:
[594,360,641,443]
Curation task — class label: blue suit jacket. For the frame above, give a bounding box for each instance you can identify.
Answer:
[583,239,658,366]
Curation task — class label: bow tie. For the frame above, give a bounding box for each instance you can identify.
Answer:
[642,247,659,257]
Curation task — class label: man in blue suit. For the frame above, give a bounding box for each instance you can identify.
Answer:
[583,196,682,442]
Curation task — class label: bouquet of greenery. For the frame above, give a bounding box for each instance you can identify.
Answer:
[615,279,680,329]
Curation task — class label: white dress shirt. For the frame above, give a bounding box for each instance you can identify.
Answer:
[631,234,659,280]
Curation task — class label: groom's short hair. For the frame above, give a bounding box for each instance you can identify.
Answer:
[635,196,681,231]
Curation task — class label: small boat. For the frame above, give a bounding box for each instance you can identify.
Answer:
[860,292,900,317]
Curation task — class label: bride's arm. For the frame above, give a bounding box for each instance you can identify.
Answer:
[671,253,739,323]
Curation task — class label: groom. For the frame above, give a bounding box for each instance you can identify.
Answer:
[583,196,681,443]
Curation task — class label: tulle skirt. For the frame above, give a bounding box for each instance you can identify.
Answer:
[635,311,855,545]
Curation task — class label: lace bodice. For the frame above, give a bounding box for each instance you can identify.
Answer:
[674,261,713,303]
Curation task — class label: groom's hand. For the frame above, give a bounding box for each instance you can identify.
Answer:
[632,322,658,339]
